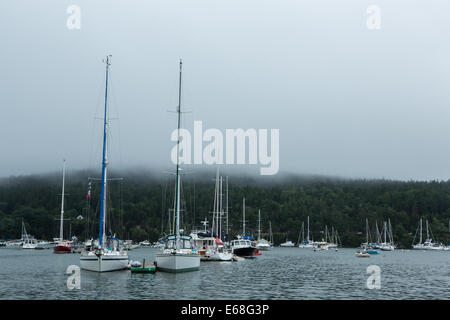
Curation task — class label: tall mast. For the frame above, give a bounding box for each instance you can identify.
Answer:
[426,219,429,241]
[219,176,223,240]
[307,216,310,242]
[419,218,422,244]
[269,221,272,244]
[366,218,369,244]
[226,176,229,239]
[388,219,393,244]
[22,219,26,240]
[212,167,219,236]
[98,55,111,248]
[375,221,380,243]
[384,221,387,243]
[174,59,183,249]
[242,197,246,234]
[60,159,66,240]
[258,209,261,241]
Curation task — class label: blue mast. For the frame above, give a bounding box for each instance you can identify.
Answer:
[98,55,111,248]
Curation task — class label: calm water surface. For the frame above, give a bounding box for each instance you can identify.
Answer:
[0,247,448,299]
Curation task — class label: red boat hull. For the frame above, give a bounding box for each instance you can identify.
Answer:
[53,245,72,253]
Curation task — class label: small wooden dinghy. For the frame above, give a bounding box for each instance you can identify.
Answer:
[355,251,370,258]
[130,259,156,273]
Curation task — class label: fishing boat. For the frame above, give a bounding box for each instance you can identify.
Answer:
[155,60,200,273]
[231,238,256,258]
[53,160,72,254]
[255,210,271,251]
[230,198,256,258]
[412,219,445,250]
[191,222,233,261]
[79,56,128,272]
[190,219,215,258]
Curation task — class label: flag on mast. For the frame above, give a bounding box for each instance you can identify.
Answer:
[86,182,91,200]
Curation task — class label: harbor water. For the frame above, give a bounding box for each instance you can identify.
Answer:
[0,247,448,300]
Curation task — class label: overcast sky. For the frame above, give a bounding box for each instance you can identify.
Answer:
[1,0,450,180]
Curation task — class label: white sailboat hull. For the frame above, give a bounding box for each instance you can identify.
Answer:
[280,243,295,247]
[155,253,200,272]
[201,250,233,261]
[412,245,444,250]
[22,243,37,249]
[80,251,128,272]
[255,239,271,251]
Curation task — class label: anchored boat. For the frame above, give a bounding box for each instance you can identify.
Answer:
[79,55,128,272]
[255,210,271,251]
[155,60,200,273]
[53,160,71,254]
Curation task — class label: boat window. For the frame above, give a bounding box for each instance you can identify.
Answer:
[166,240,175,249]
[182,240,192,249]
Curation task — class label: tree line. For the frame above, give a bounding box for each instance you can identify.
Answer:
[0,170,449,248]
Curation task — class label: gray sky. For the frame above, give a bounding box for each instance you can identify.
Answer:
[1,0,450,180]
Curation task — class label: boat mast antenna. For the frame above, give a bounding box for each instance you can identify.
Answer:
[98,54,112,248]
[174,59,183,250]
[59,159,66,241]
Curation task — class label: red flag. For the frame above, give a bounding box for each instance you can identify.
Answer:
[86,182,91,200]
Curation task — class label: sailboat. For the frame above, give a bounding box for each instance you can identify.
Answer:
[361,218,380,254]
[298,216,315,248]
[280,239,295,247]
[53,159,72,254]
[255,209,271,251]
[21,220,37,249]
[155,60,200,272]
[79,56,128,272]
[412,219,444,250]
[314,225,330,251]
[327,226,339,249]
[380,219,395,251]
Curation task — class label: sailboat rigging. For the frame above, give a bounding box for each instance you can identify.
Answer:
[79,55,128,272]
[155,60,200,272]
[54,159,72,253]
